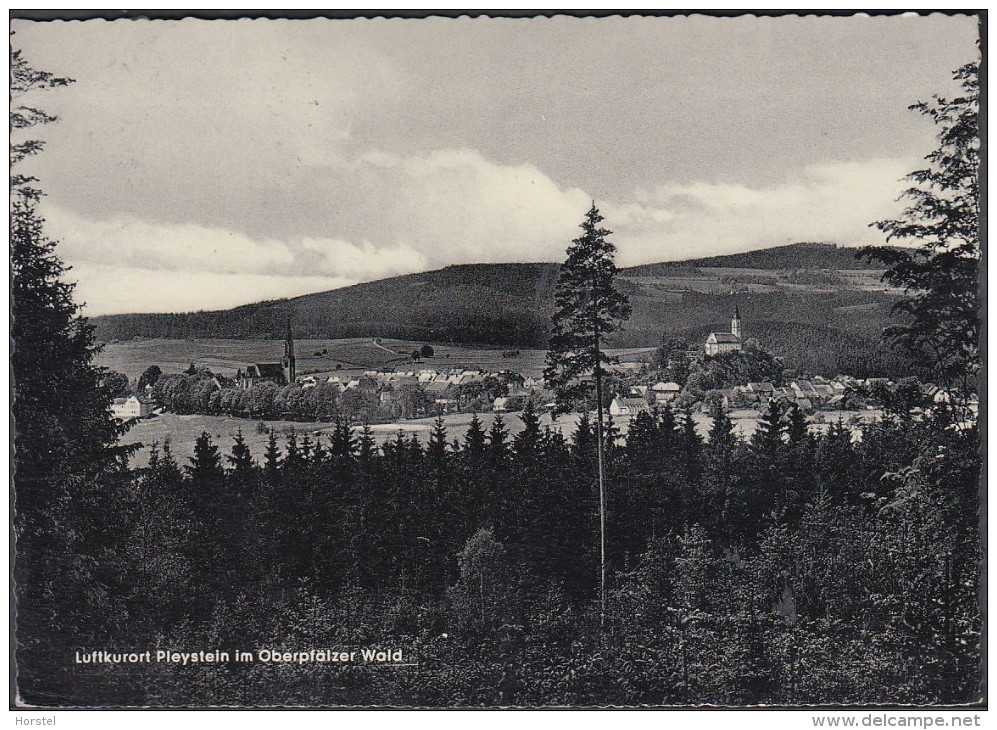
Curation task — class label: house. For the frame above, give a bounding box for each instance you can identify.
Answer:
[704,307,743,356]
[300,376,318,390]
[651,382,681,404]
[110,395,153,421]
[434,398,459,414]
[813,384,835,400]
[630,385,649,397]
[791,380,832,402]
[493,396,510,412]
[609,397,650,417]
[738,382,774,404]
[864,377,891,388]
[826,394,846,410]
[424,380,450,396]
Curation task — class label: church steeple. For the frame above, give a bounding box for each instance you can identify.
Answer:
[731,305,742,340]
[283,319,296,383]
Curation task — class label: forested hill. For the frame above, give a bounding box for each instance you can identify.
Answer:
[91,243,904,374]
[624,241,880,275]
[94,263,562,346]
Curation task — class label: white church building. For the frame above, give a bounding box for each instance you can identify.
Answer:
[704,307,744,356]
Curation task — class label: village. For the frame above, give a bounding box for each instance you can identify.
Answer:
[109,307,967,434]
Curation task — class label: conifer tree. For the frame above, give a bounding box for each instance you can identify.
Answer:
[189,431,224,486]
[283,430,303,476]
[572,411,596,456]
[10,46,74,202]
[11,44,134,704]
[427,416,450,469]
[752,399,784,464]
[705,403,739,533]
[626,409,658,457]
[864,59,980,397]
[543,203,631,627]
[786,403,809,445]
[310,436,327,467]
[512,402,543,460]
[407,432,423,460]
[299,433,314,463]
[263,429,282,480]
[658,404,678,450]
[679,410,703,489]
[463,413,487,459]
[357,423,377,466]
[226,429,255,480]
[487,415,509,462]
[330,416,356,461]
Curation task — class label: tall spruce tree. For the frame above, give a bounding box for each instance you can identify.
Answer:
[864,59,980,397]
[11,43,133,703]
[705,402,739,534]
[543,203,631,627]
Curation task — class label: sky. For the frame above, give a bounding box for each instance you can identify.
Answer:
[11,14,980,315]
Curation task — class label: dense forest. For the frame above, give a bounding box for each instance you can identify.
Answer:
[623,241,888,275]
[16,402,982,706]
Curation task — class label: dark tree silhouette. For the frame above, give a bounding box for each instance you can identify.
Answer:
[864,59,980,397]
[11,43,135,704]
[544,203,631,627]
[10,45,74,202]
[137,364,163,391]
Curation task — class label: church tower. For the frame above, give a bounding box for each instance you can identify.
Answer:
[283,319,296,384]
[731,305,742,340]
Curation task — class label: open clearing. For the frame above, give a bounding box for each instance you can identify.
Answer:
[96,337,655,381]
[119,408,881,466]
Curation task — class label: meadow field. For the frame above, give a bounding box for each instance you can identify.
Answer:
[622,267,890,295]
[95,337,655,381]
[117,406,881,466]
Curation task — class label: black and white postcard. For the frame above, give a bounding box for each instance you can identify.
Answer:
[10,11,984,711]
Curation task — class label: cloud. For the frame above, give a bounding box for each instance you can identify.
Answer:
[65,263,360,316]
[345,148,592,265]
[297,237,426,280]
[40,204,430,314]
[605,157,914,265]
[45,207,296,276]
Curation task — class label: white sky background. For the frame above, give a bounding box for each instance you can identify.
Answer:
[11,14,980,315]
